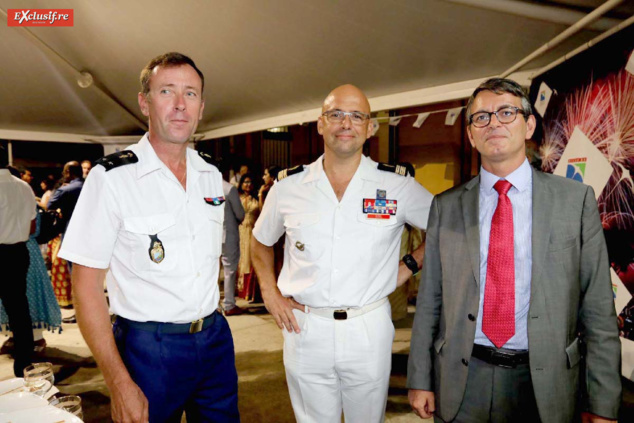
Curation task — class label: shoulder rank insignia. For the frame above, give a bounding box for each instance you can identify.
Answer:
[377,162,413,177]
[276,165,305,181]
[198,151,216,165]
[95,151,138,172]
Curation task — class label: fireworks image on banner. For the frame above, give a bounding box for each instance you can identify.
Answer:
[540,70,634,232]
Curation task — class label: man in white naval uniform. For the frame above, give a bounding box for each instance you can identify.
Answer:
[251,84,433,423]
[59,53,238,423]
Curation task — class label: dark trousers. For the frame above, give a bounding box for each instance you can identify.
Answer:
[437,355,540,423]
[114,312,240,423]
[0,242,33,377]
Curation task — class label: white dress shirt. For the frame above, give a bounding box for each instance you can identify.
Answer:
[253,155,433,308]
[0,169,36,244]
[59,134,225,323]
[475,158,533,350]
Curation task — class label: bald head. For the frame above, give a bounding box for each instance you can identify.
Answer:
[63,161,82,180]
[322,84,371,115]
[318,84,374,160]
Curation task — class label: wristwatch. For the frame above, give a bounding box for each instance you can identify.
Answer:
[402,254,419,275]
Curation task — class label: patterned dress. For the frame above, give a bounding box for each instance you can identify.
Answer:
[237,194,260,301]
[0,212,62,333]
[48,234,72,306]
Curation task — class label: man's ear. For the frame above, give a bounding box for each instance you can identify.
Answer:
[467,125,476,148]
[317,116,324,135]
[198,100,205,120]
[366,119,374,139]
[525,114,537,140]
[138,92,150,117]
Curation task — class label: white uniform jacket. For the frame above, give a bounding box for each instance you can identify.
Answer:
[59,134,225,323]
[253,155,433,308]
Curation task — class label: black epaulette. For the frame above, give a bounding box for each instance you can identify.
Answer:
[198,151,216,165]
[95,151,138,171]
[276,165,305,181]
[377,162,412,177]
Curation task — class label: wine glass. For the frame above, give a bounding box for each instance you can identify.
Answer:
[23,362,55,397]
[49,395,83,419]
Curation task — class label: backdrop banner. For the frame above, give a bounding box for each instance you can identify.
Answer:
[529,24,634,381]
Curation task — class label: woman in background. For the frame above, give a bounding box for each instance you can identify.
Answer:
[237,173,261,302]
[38,178,54,209]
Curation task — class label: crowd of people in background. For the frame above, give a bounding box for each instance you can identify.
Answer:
[228,163,282,307]
[0,156,285,365]
[0,158,91,360]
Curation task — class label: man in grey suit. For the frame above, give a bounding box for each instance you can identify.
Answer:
[222,179,245,316]
[407,78,621,423]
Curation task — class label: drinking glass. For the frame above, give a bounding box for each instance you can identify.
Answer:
[49,395,84,419]
[23,362,55,397]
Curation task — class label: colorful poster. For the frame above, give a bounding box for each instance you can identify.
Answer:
[531,23,634,380]
[553,126,613,199]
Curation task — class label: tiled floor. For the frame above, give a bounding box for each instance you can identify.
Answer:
[0,303,429,422]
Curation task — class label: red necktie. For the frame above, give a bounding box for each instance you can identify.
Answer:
[482,180,515,348]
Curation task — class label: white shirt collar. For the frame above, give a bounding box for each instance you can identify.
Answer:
[134,133,213,179]
[480,158,532,193]
[302,154,381,184]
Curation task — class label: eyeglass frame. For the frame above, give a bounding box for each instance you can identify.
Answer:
[321,110,371,125]
[468,106,527,128]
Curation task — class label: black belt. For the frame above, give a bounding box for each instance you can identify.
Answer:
[117,311,217,334]
[471,344,529,369]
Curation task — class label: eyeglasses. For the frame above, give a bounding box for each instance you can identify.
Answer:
[468,106,526,128]
[322,110,370,125]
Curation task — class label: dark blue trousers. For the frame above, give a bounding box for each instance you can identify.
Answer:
[113,312,240,423]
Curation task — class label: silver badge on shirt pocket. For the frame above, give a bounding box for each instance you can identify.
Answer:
[148,234,165,263]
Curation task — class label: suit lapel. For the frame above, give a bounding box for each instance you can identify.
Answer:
[531,169,554,293]
[461,176,481,286]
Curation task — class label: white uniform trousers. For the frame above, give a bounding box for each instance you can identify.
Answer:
[282,300,394,423]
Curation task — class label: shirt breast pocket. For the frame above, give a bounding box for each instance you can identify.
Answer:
[123,213,178,273]
[207,206,224,257]
[356,212,400,257]
[284,213,323,262]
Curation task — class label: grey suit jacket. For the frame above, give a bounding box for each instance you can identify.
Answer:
[222,180,244,257]
[407,168,621,422]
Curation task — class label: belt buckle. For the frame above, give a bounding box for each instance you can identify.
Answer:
[490,351,515,369]
[189,318,204,334]
[333,310,347,320]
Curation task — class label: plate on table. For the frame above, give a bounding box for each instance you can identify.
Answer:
[0,378,24,395]
[0,391,48,413]
[0,405,83,423]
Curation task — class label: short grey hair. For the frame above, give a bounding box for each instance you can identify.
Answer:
[466,78,532,124]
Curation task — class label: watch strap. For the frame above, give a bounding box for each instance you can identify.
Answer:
[402,254,419,275]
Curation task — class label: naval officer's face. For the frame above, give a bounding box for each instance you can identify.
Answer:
[318,85,373,159]
[138,64,205,146]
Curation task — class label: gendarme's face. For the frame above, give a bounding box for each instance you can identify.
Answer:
[138,64,205,146]
[317,87,373,159]
[467,91,535,168]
